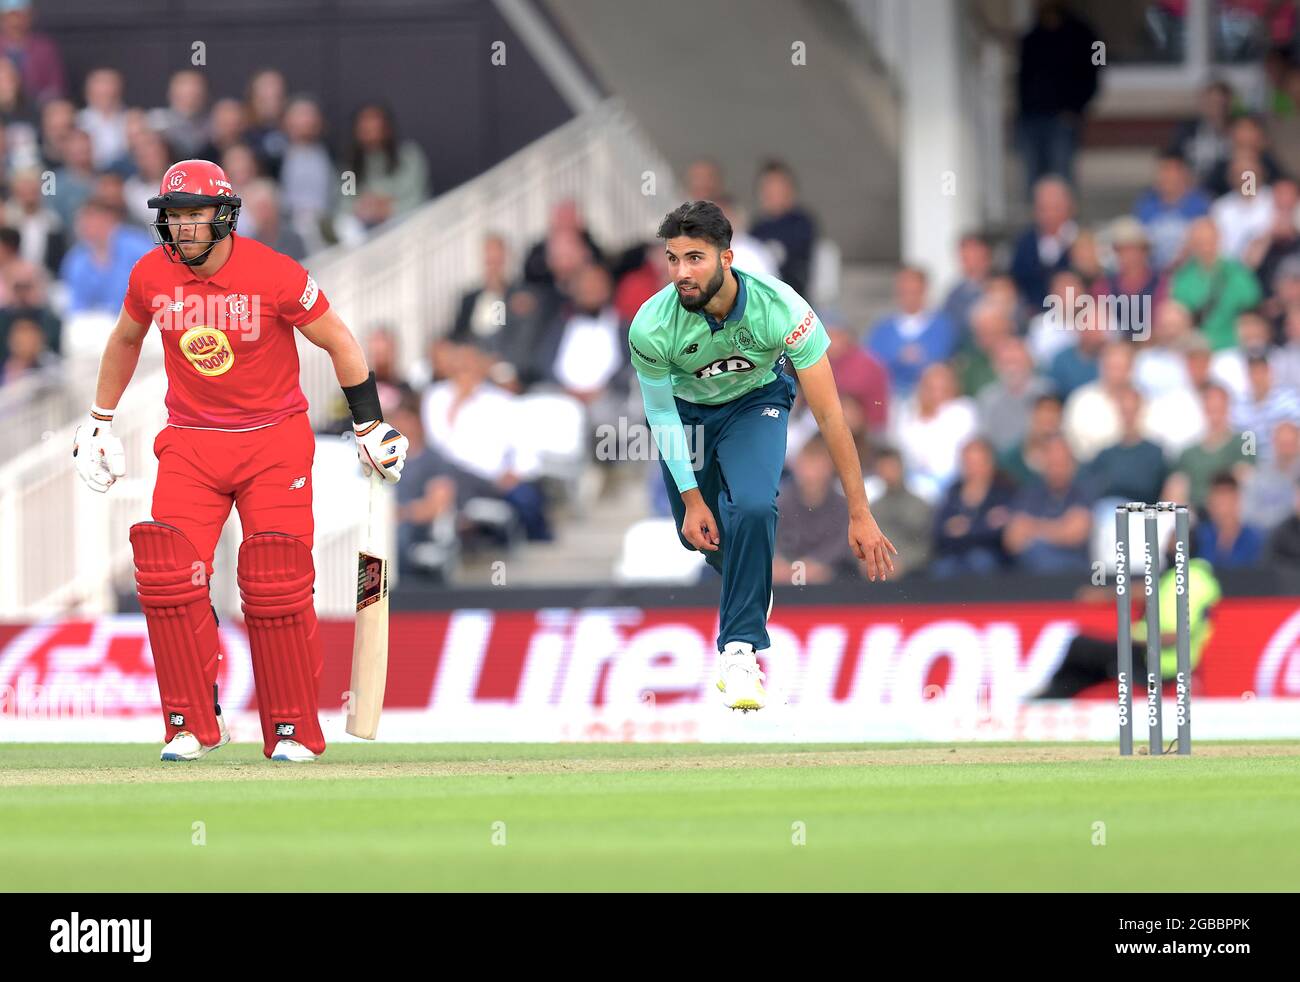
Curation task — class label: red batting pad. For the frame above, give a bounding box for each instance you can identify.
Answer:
[237,533,325,757]
[130,522,222,747]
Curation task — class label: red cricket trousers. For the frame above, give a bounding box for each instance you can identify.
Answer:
[151,412,316,566]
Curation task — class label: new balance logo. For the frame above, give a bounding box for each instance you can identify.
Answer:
[761,407,780,418]
[275,723,296,736]
[681,342,699,355]
[289,476,306,490]
[169,713,185,727]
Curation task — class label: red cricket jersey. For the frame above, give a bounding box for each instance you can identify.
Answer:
[123,233,330,429]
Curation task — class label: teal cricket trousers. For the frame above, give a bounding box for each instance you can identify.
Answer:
[659,368,797,652]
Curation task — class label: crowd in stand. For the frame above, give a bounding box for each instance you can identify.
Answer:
[780,76,1300,584]
[0,0,430,390]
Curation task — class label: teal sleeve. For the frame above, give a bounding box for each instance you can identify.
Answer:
[636,370,698,494]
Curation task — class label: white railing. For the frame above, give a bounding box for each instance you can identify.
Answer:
[0,99,674,618]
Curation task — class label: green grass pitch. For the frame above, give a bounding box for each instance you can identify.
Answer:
[2,741,1298,891]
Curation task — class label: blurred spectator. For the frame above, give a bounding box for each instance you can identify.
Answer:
[1068,227,1107,295]
[49,126,93,230]
[999,393,1063,485]
[1134,300,1195,398]
[865,266,958,396]
[77,68,128,171]
[1273,59,1300,176]
[0,0,65,104]
[1173,383,1249,509]
[941,231,994,338]
[930,437,1014,578]
[454,232,515,345]
[1265,253,1300,343]
[890,362,977,503]
[1045,318,1107,400]
[773,433,854,585]
[1210,150,1274,258]
[1210,310,1274,404]
[4,166,62,272]
[823,311,889,435]
[1243,176,1300,292]
[1062,340,1137,463]
[523,199,602,289]
[123,130,174,228]
[37,96,73,168]
[1100,217,1160,320]
[613,241,670,324]
[1142,330,1210,459]
[0,310,59,384]
[362,327,416,417]
[278,96,335,249]
[220,142,260,193]
[242,178,305,259]
[59,200,151,315]
[1231,352,1300,460]
[1275,302,1300,387]
[1026,267,1085,367]
[1169,217,1261,351]
[1196,471,1264,568]
[1002,433,1093,573]
[684,157,725,202]
[750,159,817,295]
[420,342,550,541]
[0,313,56,385]
[543,263,627,416]
[1243,420,1300,530]
[715,194,777,277]
[196,97,249,166]
[1011,176,1077,307]
[0,54,37,160]
[1265,480,1300,569]
[1169,81,1233,189]
[244,69,288,178]
[976,335,1053,456]
[1206,115,1284,198]
[389,399,458,581]
[338,102,429,233]
[149,69,208,160]
[0,225,19,304]
[0,259,58,354]
[861,446,932,579]
[1013,0,1098,194]
[1084,386,1167,504]
[1134,150,1210,270]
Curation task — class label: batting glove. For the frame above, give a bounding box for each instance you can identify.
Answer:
[72,406,126,493]
[354,419,408,484]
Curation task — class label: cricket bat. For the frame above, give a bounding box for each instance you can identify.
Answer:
[347,470,389,739]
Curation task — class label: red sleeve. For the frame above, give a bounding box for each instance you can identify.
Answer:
[277,255,331,326]
[123,257,154,326]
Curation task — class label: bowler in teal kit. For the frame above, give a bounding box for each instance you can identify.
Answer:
[629,200,897,711]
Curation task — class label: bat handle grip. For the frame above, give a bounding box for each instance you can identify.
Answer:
[366,467,384,557]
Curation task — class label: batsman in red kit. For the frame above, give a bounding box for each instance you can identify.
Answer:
[72,160,410,763]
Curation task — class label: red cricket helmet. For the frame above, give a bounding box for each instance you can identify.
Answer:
[147,159,242,266]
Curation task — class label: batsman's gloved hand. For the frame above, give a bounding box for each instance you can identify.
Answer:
[72,407,126,493]
[354,419,408,484]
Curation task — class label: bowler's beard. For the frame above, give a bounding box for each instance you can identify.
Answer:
[676,265,726,312]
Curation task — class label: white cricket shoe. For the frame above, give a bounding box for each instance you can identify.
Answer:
[160,712,230,762]
[716,641,767,712]
[271,739,318,762]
